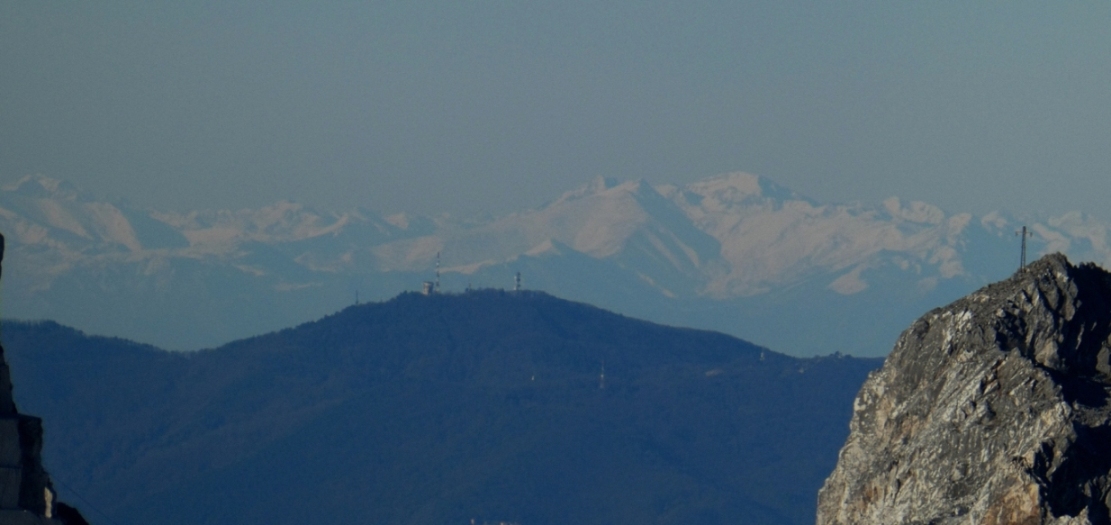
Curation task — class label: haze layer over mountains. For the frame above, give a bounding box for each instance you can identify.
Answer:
[2,172,1107,356]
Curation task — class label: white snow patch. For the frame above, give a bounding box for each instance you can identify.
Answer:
[35,199,90,239]
[884,197,945,225]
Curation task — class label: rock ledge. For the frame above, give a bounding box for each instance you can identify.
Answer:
[818,254,1111,525]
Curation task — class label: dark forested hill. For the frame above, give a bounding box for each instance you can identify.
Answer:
[3,290,881,525]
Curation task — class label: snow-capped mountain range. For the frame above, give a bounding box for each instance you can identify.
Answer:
[1,172,1106,356]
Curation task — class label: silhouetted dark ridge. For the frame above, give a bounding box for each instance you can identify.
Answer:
[819,254,1111,524]
[220,289,791,379]
[0,232,87,524]
[6,288,881,525]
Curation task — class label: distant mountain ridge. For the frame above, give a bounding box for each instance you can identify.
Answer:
[1,172,1107,355]
[3,289,882,525]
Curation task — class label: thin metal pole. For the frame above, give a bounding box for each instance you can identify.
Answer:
[1018,226,1031,269]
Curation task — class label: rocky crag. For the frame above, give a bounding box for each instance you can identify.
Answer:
[0,234,86,525]
[817,254,1111,524]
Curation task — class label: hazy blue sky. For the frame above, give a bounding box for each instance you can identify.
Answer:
[2,2,1109,219]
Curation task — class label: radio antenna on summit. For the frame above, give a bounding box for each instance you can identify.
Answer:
[1016,226,1033,270]
[435,252,441,293]
[514,271,521,292]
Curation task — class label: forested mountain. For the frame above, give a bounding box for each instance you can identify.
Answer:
[4,290,880,525]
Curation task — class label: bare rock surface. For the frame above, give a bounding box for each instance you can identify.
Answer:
[817,253,1111,524]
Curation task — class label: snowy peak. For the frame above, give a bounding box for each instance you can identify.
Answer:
[3,170,1111,354]
[2,174,84,201]
[0,175,148,252]
[554,176,656,205]
[524,238,565,257]
[2,171,1105,292]
[882,197,946,225]
[153,201,355,249]
[651,174,974,296]
[673,172,811,210]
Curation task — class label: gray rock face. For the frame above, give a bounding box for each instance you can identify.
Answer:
[817,253,1111,524]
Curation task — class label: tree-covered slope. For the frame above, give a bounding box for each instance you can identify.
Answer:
[3,290,880,525]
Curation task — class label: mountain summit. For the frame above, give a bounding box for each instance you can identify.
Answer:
[817,254,1111,524]
[5,289,880,525]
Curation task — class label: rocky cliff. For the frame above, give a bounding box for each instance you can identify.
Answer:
[0,234,86,525]
[817,254,1111,524]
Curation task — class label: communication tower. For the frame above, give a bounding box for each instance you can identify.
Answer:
[514,272,521,292]
[1017,226,1033,269]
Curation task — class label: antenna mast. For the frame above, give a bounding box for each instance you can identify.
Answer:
[1017,226,1033,269]
[514,271,521,292]
[435,252,441,293]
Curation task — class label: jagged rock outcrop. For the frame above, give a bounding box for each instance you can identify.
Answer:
[817,253,1111,524]
[0,234,87,525]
